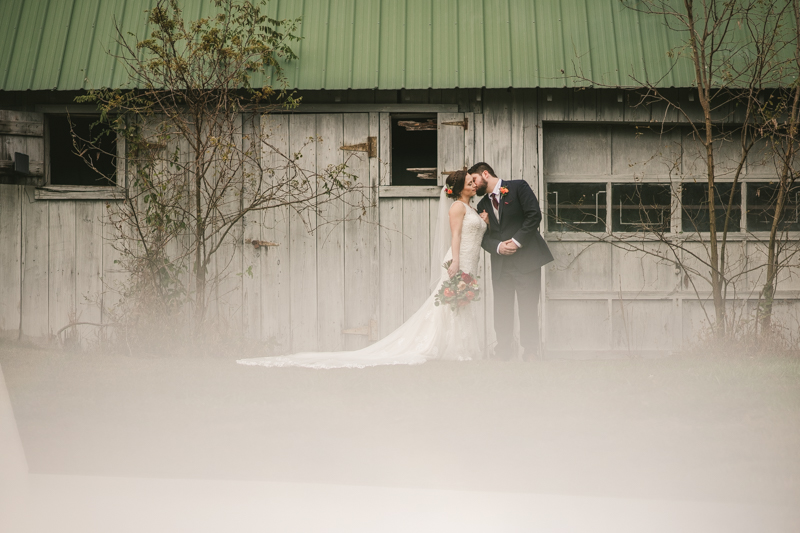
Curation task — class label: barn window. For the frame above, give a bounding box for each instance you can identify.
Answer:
[390,114,437,186]
[747,181,800,232]
[48,114,117,186]
[611,184,672,233]
[546,183,607,232]
[681,182,741,232]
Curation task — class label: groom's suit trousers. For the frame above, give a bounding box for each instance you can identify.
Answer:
[493,262,542,358]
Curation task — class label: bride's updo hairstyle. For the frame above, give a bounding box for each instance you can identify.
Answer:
[445,170,468,199]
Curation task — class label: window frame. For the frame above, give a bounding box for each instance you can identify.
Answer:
[540,121,800,240]
[34,105,126,201]
[376,106,464,198]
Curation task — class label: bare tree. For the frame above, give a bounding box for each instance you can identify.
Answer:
[76,0,368,342]
[566,0,799,340]
[752,0,800,332]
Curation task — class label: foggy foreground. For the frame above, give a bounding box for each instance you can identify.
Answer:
[1,342,798,532]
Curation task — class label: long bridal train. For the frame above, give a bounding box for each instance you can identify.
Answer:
[236,198,487,369]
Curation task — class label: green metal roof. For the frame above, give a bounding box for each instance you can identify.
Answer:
[0,0,777,92]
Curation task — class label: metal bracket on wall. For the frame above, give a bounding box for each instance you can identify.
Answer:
[340,136,377,158]
[441,117,469,130]
[248,239,279,249]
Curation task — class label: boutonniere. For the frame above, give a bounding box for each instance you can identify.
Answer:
[499,186,509,198]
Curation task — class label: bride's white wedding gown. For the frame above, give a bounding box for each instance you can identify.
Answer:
[236,201,487,369]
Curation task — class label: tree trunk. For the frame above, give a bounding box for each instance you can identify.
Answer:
[705,125,726,337]
[194,155,206,329]
[759,181,787,332]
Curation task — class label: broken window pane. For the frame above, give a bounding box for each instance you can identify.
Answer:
[681,182,741,232]
[546,183,607,232]
[611,184,672,233]
[747,181,800,232]
[49,114,117,186]
[391,114,437,186]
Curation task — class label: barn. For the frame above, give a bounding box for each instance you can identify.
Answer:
[1,0,797,356]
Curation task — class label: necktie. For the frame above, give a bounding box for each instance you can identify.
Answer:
[491,193,499,210]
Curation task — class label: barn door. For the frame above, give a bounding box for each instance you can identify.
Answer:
[0,110,44,186]
[252,113,379,353]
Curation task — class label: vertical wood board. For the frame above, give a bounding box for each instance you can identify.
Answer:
[288,114,318,352]
[260,114,292,353]
[315,114,346,351]
[0,185,22,337]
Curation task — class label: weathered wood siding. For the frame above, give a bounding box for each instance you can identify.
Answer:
[2,88,798,354]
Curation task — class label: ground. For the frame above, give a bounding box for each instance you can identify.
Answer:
[1,341,799,531]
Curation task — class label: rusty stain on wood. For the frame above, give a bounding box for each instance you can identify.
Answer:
[249,239,279,249]
[342,318,378,341]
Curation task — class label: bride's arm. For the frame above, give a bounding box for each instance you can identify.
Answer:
[447,202,467,278]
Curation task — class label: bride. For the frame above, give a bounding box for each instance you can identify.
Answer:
[236,170,488,369]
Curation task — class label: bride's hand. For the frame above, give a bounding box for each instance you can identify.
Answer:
[479,210,489,225]
[447,261,459,278]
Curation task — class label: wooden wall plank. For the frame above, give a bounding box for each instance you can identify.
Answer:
[0,185,22,338]
[101,199,125,339]
[463,112,475,169]
[437,112,466,185]
[510,90,525,182]
[48,201,76,340]
[482,90,512,179]
[212,114,244,335]
[378,198,403,337]
[288,114,318,352]
[74,201,103,344]
[522,89,539,193]
[401,198,430,321]
[367,112,381,343]
[260,114,292,354]
[343,113,375,350]
[315,113,346,351]
[378,112,391,186]
[482,93,518,352]
[20,188,49,339]
[569,88,596,122]
[472,113,494,354]
[241,113,261,341]
[596,90,624,122]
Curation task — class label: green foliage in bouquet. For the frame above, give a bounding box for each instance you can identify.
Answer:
[434,260,481,312]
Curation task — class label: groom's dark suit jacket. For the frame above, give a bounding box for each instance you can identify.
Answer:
[477,180,554,281]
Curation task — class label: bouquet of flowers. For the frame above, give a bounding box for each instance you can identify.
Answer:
[434,260,481,312]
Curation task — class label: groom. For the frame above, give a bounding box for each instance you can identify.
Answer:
[469,163,554,361]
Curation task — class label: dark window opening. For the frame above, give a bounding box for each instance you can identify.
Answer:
[747,181,800,232]
[612,184,672,232]
[681,182,741,232]
[49,114,116,186]
[546,183,607,232]
[391,114,437,186]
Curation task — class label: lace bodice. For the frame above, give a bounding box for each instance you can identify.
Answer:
[442,201,487,277]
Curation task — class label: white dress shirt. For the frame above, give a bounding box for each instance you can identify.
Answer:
[490,180,521,254]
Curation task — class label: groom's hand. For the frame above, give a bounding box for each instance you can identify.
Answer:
[498,241,517,255]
